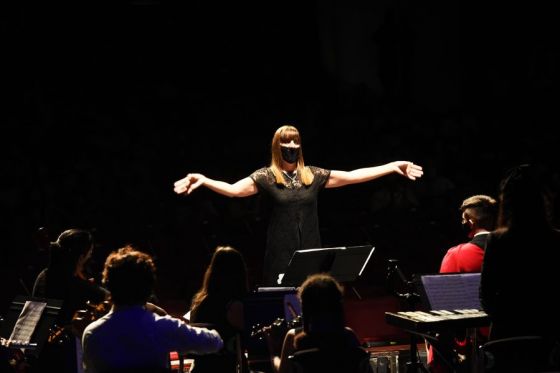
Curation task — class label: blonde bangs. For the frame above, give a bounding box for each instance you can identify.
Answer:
[270,125,313,186]
[278,127,301,145]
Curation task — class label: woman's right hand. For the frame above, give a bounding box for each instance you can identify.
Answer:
[174,173,206,195]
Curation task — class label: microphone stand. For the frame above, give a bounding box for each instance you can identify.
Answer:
[386,259,429,373]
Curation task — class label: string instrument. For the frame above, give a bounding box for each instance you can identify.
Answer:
[48,300,111,345]
[1,338,29,372]
[250,315,303,339]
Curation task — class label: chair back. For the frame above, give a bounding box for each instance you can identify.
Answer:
[184,323,248,373]
[289,346,373,373]
[480,335,557,373]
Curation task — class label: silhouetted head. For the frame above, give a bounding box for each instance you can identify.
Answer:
[102,246,156,306]
[498,164,550,229]
[298,273,345,334]
[191,246,249,311]
[49,229,93,276]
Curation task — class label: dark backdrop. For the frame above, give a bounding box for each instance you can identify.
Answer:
[2,0,559,315]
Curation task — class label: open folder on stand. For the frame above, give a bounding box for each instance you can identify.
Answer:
[278,245,375,286]
[415,272,482,311]
[0,295,62,357]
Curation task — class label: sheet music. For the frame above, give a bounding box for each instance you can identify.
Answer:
[421,273,481,310]
[8,300,47,345]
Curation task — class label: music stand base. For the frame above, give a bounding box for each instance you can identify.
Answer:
[406,335,429,373]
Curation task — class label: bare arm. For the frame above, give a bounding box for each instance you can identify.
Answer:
[145,302,168,316]
[326,161,423,188]
[275,328,296,373]
[226,300,244,331]
[173,174,258,197]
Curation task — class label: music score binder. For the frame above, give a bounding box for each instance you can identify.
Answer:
[279,245,375,286]
[415,272,482,310]
[0,295,62,357]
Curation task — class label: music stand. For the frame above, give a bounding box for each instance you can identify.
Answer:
[279,245,375,286]
[411,272,484,373]
[413,272,482,311]
[0,295,62,358]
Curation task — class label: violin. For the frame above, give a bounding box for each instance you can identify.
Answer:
[1,338,29,372]
[250,315,302,339]
[48,300,111,345]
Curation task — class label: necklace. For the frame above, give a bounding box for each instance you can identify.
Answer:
[282,170,297,182]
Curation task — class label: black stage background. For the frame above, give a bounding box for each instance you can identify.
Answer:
[2,1,559,320]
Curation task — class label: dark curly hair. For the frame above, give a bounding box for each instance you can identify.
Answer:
[102,246,156,305]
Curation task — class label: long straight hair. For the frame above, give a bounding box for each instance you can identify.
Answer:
[269,125,314,186]
[191,246,249,312]
[497,164,550,231]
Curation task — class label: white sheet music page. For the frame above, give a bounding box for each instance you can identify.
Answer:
[8,300,47,345]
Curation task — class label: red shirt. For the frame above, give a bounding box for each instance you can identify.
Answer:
[439,241,484,273]
[428,234,489,372]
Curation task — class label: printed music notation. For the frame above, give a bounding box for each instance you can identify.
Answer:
[421,273,481,310]
[8,301,47,347]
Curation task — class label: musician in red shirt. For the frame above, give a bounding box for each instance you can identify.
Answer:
[428,195,497,373]
[440,195,497,273]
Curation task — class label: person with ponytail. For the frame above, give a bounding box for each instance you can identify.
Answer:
[32,228,108,325]
[32,228,108,373]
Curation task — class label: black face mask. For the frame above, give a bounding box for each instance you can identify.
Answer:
[461,221,472,237]
[281,147,299,164]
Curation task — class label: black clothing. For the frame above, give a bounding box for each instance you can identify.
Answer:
[292,327,371,373]
[295,327,360,351]
[250,166,331,285]
[469,234,488,251]
[480,228,560,340]
[32,268,108,325]
[31,268,108,373]
[189,295,246,373]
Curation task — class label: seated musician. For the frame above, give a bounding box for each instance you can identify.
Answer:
[265,273,371,373]
[428,195,496,373]
[32,228,109,373]
[82,246,223,373]
[480,165,560,370]
[188,246,250,373]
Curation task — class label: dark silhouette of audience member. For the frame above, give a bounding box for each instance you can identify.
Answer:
[82,246,223,373]
[188,246,249,373]
[32,228,109,373]
[266,273,371,373]
[480,164,560,370]
[428,195,497,373]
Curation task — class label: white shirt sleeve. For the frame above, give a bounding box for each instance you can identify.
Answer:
[161,316,224,354]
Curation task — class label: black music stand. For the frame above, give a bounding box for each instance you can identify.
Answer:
[244,287,299,371]
[0,295,62,358]
[279,245,375,287]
